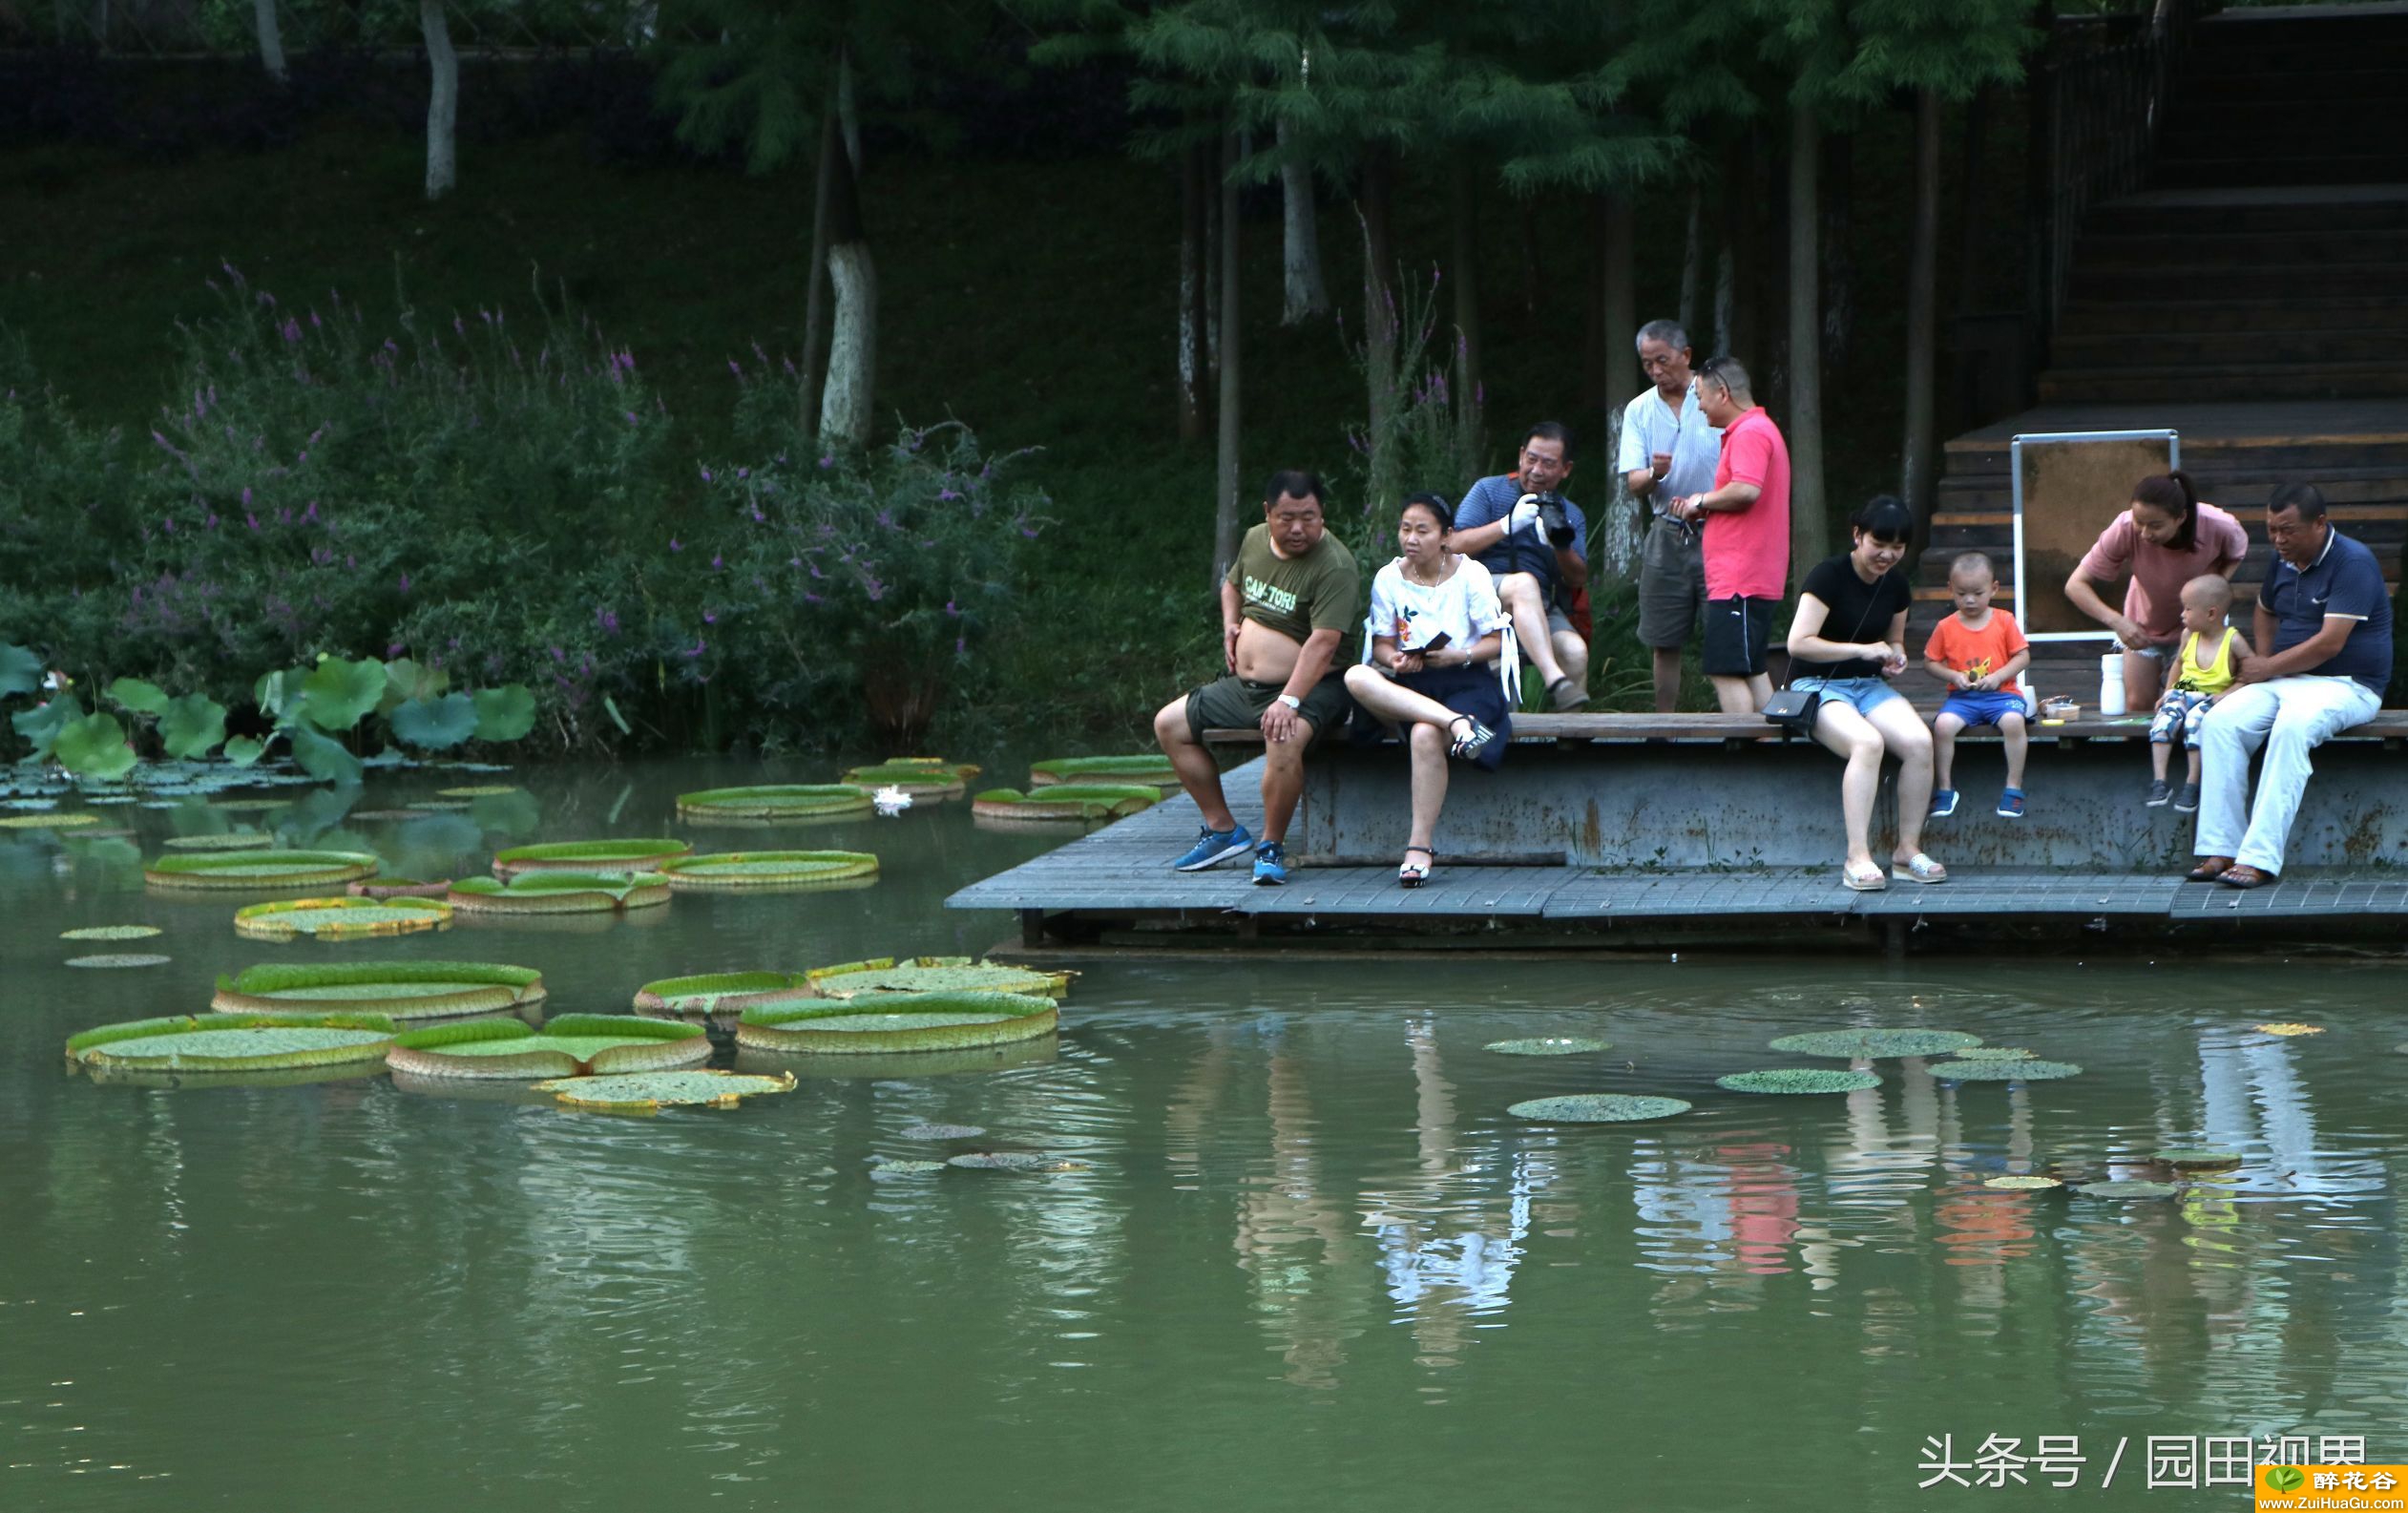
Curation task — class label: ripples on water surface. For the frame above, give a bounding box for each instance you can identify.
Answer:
[2,759,2402,1510]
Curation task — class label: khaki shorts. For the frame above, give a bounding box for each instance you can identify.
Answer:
[1637,516,1707,649]
[1184,671,1353,745]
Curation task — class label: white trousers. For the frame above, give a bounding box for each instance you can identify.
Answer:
[2194,675,2380,873]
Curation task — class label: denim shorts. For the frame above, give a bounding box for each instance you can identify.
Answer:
[1937,689,2028,728]
[1790,675,1903,718]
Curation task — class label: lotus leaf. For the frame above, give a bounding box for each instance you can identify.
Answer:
[869,1159,949,1178]
[840,762,978,795]
[66,953,172,968]
[153,693,230,758]
[223,736,268,767]
[676,784,874,819]
[447,872,671,913]
[2153,1148,2243,1170]
[1484,1038,1611,1056]
[972,785,1161,821]
[492,838,692,878]
[298,657,387,731]
[2253,1022,2324,1037]
[285,721,364,785]
[61,925,162,940]
[234,896,452,941]
[162,832,274,851]
[390,692,479,749]
[145,850,381,890]
[660,851,880,891]
[1949,1047,2035,1061]
[948,1152,1085,1172]
[214,960,545,1019]
[53,712,137,779]
[898,1123,987,1140]
[1028,755,1178,788]
[806,956,1072,999]
[471,685,537,743]
[1715,1068,1882,1094]
[103,678,169,717]
[68,1011,396,1072]
[737,990,1058,1055]
[1506,1094,1693,1123]
[0,812,99,830]
[1767,1028,1984,1060]
[380,657,449,711]
[1930,1058,2083,1082]
[539,1068,797,1112]
[2077,1180,2181,1199]
[1983,1175,2063,1190]
[633,971,814,1021]
[389,1013,706,1079]
[0,641,41,699]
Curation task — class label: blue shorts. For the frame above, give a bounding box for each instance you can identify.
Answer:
[1790,676,1903,718]
[1938,690,2028,728]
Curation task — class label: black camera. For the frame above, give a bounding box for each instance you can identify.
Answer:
[1535,492,1575,547]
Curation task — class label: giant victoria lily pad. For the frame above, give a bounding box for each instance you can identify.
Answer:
[490,838,693,879]
[1931,1058,2083,1082]
[68,1012,397,1072]
[1028,755,1177,789]
[633,971,816,1026]
[971,786,1160,822]
[538,1068,797,1113]
[804,956,1072,999]
[447,872,671,914]
[676,785,872,821]
[658,851,879,892]
[387,1015,709,1080]
[145,850,381,890]
[1507,1094,1692,1124]
[1767,1028,1984,1060]
[1715,1068,1882,1095]
[736,991,1059,1055]
[839,761,980,797]
[234,896,452,941]
[213,960,547,1020]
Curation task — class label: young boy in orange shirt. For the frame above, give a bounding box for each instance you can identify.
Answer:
[1923,553,2032,819]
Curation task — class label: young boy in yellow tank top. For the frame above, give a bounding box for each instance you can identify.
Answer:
[2146,574,2252,812]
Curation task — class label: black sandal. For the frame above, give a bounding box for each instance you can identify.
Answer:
[1397,846,1433,888]
[1446,715,1497,761]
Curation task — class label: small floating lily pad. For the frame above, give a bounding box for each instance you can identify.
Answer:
[437,784,521,798]
[0,812,99,830]
[389,1014,708,1079]
[1930,1058,2083,1082]
[234,896,452,941]
[447,872,671,914]
[65,953,172,969]
[898,1123,987,1141]
[1028,755,1177,788]
[737,990,1058,1055]
[214,960,546,1019]
[61,925,161,941]
[2077,1180,2180,1199]
[676,785,873,820]
[146,850,381,890]
[2253,1022,2324,1037]
[67,1012,396,1072]
[948,1152,1087,1172]
[972,785,1161,822]
[659,851,879,892]
[406,800,471,811]
[1984,1175,2063,1190]
[2153,1147,2243,1171]
[1716,1068,1881,1095]
[870,1158,948,1178]
[538,1068,797,1113]
[491,838,694,878]
[1769,1028,1983,1060]
[840,761,979,797]
[1506,1094,1691,1124]
[1950,1047,2035,1061]
[806,956,1072,999]
[1484,1037,1611,1057]
[161,832,274,851]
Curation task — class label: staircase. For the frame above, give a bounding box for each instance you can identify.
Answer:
[1914,3,2408,704]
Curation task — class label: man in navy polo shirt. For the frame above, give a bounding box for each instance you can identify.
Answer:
[2188,483,2394,888]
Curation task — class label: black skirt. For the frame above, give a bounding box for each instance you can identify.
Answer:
[1393,662,1512,770]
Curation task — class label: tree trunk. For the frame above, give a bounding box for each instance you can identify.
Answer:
[1900,87,1941,523]
[1715,139,1755,361]
[1678,184,1704,340]
[1517,197,1541,316]
[1178,133,1207,444]
[1820,128,1854,371]
[1448,150,1483,424]
[1956,85,1990,320]
[1211,129,1244,594]
[1582,194,1606,413]
[836,49,862,170]
[1204,158,1221,379]
[253,0,285,83]
[420,0,457,200]
[1600,190,1640,578]
[798,86,840,435]
[1358,145,1398,454]
[819,100,878,449]
[1788,99,1828,577]
[1278,117,1330,325]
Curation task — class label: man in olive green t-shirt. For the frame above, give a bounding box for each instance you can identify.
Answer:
[1152,470,1359,885]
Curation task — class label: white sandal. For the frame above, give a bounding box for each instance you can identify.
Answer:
[1843,862,1888,892]
[1891,852,1950,885]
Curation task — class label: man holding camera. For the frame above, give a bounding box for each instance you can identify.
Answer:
[1619,320,1724,713]
[1667,357,1789,715]
[1450,422,1590,710]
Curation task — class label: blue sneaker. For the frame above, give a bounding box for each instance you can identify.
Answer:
[1251,840,1290,886]
[1928,789,1959,819]
[1997,788,2025,819]
[1171,823,1253,872]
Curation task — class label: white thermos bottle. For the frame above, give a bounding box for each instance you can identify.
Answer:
[2099,652,2127,718]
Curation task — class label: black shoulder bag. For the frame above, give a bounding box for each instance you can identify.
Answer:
[1763,581,1886,737]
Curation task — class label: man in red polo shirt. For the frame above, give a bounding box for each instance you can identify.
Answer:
[1669,356,1790,714]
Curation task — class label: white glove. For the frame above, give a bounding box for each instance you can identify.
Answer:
[1509,494,1542,534]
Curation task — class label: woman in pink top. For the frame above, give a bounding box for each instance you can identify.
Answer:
[2062,471,2249,705]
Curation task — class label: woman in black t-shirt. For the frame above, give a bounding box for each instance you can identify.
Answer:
[1784,496,1949,892]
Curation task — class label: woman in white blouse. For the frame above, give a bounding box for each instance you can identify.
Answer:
[1341,493,1511,887]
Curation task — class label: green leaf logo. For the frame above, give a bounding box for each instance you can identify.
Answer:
[2265,1465,2307,1492]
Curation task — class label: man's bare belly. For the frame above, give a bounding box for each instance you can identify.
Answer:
[1232,620,1305,684]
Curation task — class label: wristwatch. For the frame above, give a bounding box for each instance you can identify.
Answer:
[1276,694,1302,710]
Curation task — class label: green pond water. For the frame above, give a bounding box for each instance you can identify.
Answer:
[5,757,2406,1510]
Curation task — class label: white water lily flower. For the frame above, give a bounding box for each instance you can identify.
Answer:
[41,670,70,691]
[872,786,912,816]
